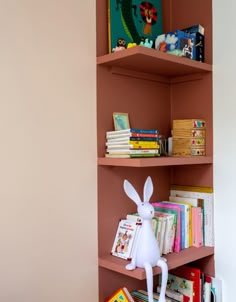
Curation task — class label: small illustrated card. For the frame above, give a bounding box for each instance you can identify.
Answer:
[111,219,140,260]
[108,0,163,52]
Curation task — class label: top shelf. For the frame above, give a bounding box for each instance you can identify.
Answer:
[97,46,212,77]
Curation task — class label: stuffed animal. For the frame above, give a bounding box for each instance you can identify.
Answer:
[123,176,168,302]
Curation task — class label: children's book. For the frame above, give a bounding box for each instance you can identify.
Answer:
[162,273,194,302]
[153,202,181,252]
[106,287,135,302]
[111,219,141,260]
[170,185,214,247]
[154,211,175,254]
[156,285,190,302]
[168,197,192,248]
[170,266,201,302]
[192,207,203,247]
[153,213,166,255]
[132,289,173,302]
[162,201,187,250]
[108,0,163,52]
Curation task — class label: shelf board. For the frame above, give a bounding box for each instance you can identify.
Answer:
[97,46,212,77]
[97,156,213,167]
[99,246,214,280]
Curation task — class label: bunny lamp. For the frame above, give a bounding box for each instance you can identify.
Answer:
[123,176,168,302]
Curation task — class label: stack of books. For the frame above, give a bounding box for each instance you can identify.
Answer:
[105,128,160,158]
[172,119,206,157]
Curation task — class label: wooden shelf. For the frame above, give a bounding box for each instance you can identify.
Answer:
[97,46,212,77]
[98,156,213,167]
[99,247,214,280]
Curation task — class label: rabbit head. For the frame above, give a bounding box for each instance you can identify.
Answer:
[124,176,154,220]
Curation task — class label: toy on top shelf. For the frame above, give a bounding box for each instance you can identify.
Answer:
[123,176,168,302]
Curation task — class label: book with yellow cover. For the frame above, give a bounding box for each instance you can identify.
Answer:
[106,287,135,302]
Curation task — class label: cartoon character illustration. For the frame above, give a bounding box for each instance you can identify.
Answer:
[140,37,153,48]
[112,37,127,52]
[182,38,193,59]
[116,0,140,44]
[140,2,157,35]
[115,231,131,253]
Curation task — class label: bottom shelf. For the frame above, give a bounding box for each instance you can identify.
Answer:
[99,246,214,280]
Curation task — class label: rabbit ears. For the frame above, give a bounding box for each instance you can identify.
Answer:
[123,176,154,206]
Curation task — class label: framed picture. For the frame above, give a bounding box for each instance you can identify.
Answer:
[113,112,130,130]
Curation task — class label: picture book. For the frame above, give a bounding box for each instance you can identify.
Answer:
[168,197,192,248]
[106,287,135,302]
[132,289,173,302]
[170,185,214,247]
[170,266,201,302]
[162,273,194,302]
[153,213,166,255]
[108,0,163,52]
[162,201,187,250]
[156,285,190,302]
[192,207,203,248]
[111,219,141,260]
[154,211,175,254]
[153,202,181,252]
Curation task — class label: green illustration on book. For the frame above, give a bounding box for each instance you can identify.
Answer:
[108,0,163,52]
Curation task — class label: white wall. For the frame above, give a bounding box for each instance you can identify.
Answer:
[0,1,97,302]
[213,1,236,300]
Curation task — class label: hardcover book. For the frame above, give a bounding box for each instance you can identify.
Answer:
[106,287,135,302]
[108,0,163,52]
[111,219,141,260]
[170,266,201,302]
[153,202,181,252]
[162,273,194,302]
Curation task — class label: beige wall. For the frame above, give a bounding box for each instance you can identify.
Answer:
[0,1,97,301]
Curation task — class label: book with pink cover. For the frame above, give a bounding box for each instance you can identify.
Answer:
[192,207,203,247]
[152,202,181,252]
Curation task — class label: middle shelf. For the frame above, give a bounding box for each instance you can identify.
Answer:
[98,156,213,167]
[99,246,214,280]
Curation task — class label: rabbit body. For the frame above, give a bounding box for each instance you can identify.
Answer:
[123,176,168,302]
[134,203,161,268]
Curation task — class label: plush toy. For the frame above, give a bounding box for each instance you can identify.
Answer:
[123,176,168,302]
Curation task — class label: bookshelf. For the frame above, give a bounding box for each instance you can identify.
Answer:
[97,0,213,301]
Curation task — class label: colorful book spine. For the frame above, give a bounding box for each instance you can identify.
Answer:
[192,207,203,247]
[153,202,181,253]
[162,201,186,250]
[170,185,214,247]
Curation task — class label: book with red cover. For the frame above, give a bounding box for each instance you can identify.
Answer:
[106,287,135,302]
[170,265,201,302]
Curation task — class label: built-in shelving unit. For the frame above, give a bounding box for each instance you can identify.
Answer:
[97,0,213,301]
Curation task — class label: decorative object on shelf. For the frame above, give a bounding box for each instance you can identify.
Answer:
[123,176,168,302]
[108,0,163,53]
[172,119,206,157]
[127,43,137,48]
[155,30,195,60]
[140,38,153,48]
[113,112,130,130]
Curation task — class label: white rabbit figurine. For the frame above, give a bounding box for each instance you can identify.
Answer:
[123,176,168,302]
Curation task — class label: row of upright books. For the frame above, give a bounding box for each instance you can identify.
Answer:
[111,185,214,261]
[105,128,160,158]
[106,266,222,302]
